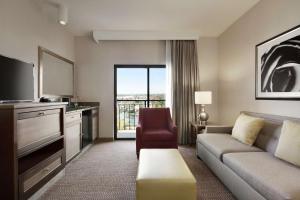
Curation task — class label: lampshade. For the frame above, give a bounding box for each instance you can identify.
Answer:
[195,91,212,104]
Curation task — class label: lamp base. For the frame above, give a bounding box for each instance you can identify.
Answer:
[198,105,209,125]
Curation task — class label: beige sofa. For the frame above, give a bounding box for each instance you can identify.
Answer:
[196,111,300,200]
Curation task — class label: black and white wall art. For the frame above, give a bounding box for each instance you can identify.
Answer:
[256,25,300,100]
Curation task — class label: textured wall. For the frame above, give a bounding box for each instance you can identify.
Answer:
[0,0,74,100]
[218,0,300,124]
[197,38,219,123]
[75,38,166,138]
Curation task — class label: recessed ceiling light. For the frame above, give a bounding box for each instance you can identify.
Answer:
[58,4,68,26]
[59,20,67,26]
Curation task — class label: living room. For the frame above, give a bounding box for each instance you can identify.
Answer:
[0,0,300,199]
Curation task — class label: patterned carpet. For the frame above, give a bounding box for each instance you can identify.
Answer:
[40,141,235,200]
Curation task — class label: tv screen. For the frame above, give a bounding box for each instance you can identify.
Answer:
[0,54,34,102]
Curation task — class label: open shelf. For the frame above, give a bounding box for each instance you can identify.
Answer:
[18,138,64,174]
[18,134,63,158]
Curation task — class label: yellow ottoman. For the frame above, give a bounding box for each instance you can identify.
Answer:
[136,149,197,200]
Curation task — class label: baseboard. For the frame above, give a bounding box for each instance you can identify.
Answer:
[95,137,114,142]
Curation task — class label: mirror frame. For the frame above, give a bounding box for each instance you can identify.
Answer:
[38,46,75,98]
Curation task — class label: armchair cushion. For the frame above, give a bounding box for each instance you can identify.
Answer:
[142,129,175,142]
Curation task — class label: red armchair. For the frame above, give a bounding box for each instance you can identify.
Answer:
[136,108,178,157]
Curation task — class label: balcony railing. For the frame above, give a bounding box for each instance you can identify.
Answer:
[117,100,165,131]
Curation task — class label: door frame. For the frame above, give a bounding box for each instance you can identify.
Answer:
[114,64,166,140]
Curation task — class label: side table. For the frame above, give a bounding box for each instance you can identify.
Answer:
[190,122,206,145]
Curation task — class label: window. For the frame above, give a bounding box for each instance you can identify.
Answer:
[114,65,166,139]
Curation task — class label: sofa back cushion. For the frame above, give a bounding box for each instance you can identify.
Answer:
[241,111,300,155]
[232,114,265,145]
[275,120,300,167]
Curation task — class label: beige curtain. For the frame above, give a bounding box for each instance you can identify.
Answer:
[170,40,200,145]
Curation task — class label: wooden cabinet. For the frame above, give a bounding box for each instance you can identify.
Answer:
[66,112,82,124]
[65,104,99,162]
[0,102,99,199]
[65,112,81,162]
[65,124,81,161]
[17,109,62,156]
[190,122,206,145]
[0,103,66,200]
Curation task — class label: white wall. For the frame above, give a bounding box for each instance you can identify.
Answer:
[218,0,300,125]
[197,38,219,123]
[75,37,166,138]
[0,0,74,99]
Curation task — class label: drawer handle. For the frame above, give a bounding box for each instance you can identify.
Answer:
[38,112,45,116]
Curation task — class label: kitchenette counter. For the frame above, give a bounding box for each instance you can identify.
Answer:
[64,102,99,162]
[65,102,100,113]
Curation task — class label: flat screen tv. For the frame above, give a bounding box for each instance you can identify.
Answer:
[0,54,34,102]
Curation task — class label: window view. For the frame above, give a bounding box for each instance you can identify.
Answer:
[149,68,166,107]
[115,65,166,139]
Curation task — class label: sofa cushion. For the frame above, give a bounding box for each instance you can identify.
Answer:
[223,152,300,200]
[275,120,300,167]
[242,111,300,155]
[232,113,265,145]
[197,134,262,160]
[142,129,174,142]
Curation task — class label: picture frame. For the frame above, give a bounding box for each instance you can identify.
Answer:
[255,25,300,100]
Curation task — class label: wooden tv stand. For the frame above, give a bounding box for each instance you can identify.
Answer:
[0,102,67,200]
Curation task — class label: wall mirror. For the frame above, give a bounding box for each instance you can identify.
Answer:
[38,46,74,98]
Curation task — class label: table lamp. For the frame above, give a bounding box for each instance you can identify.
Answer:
[195,91,212,125]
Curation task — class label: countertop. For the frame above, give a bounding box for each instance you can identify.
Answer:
[0,102,100,112]
[65,106,99,114]
[0,102,68,109]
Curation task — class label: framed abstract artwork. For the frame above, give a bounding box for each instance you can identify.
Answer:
[256,25,300,100]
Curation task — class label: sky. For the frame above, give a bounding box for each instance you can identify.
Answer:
[117,68,166,95]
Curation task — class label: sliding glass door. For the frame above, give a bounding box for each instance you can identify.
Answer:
[114,65,166,139]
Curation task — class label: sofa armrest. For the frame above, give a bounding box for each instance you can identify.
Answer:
[205,125,233,134]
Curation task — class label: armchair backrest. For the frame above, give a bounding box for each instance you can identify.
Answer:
[138,108,171,130]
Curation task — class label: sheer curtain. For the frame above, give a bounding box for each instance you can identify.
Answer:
[165,41,172,110]
[166,40,200,145]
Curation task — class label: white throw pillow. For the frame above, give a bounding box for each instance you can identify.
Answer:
[275,120,300,167]
[232,113,264,146]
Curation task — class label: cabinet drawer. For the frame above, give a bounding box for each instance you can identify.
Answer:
[17,109,62,153]
[23,157,62,192]
[18,109,60,120]
[66,112,81,124]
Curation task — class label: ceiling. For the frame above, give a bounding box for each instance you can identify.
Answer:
[41,0,260,37]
